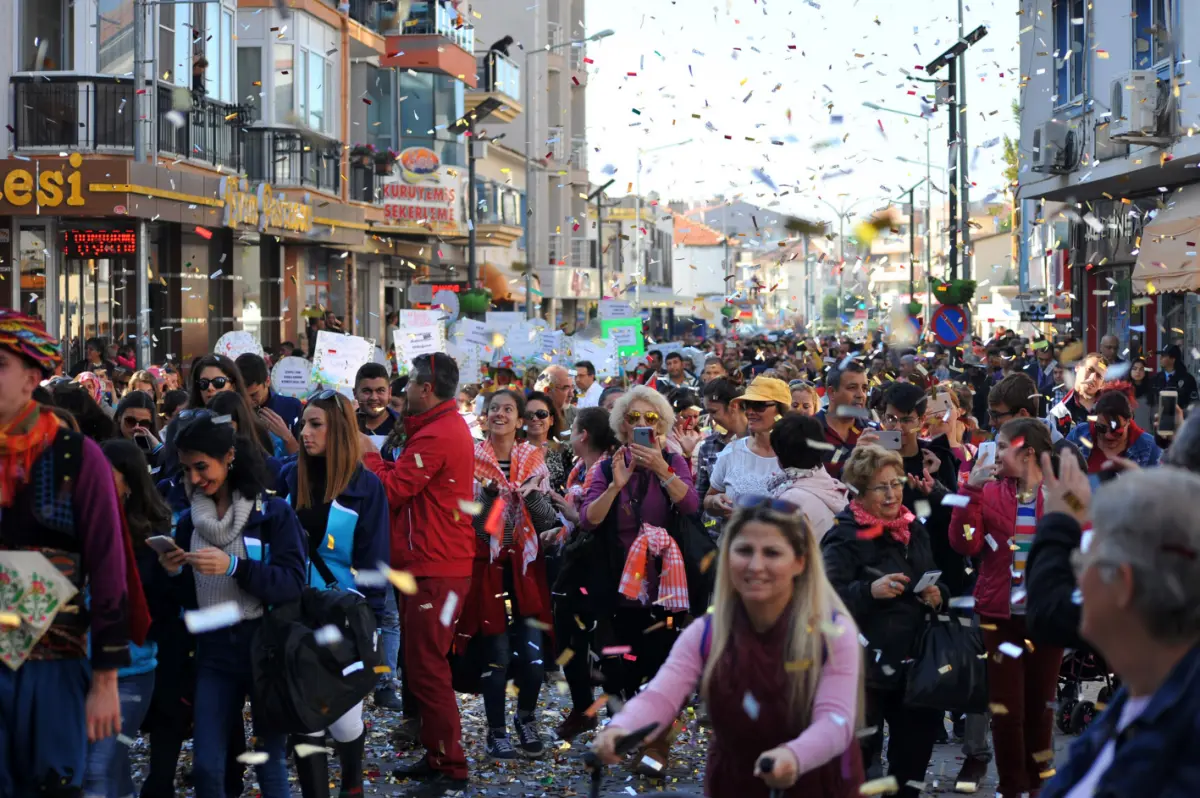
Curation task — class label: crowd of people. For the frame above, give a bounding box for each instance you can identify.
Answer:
[3,307,1200,798]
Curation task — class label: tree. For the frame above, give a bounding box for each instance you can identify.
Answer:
[1002,100,1020,190]
[822,294,841,321]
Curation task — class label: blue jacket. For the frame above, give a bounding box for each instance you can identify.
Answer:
[1066,423,1163,468]
[168,492,307,612]
[1043,644,1200,798]
[279,462,390,618]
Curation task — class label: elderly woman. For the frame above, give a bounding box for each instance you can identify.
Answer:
[821,445,947,798]
[1066,385,1161,480]
[579,385,699,774]
[704,376,790,520]
[1039,468,1200,798]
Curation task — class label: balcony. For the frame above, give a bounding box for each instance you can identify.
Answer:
[382,1,477,87]
[11,75,247,170]
[465,52,522,123]
[546,126,566,164]
[569,134,588,184]
[569,44,586,73]
[472,201,523,247]
[546,21,565,72]
[344,0,399,34]
[244,127,341,195]
[349,159,383,204]
[570,235,594,268]
[548,232,565,265]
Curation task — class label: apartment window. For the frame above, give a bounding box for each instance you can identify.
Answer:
[158,5,175,81]
[399,70,464,165]
[1053,0,1086,105]
[20,0,74,70]
[219,9,234,101]
[298,49,329,132]
[274,44,295,121]
[237,47,262,119]
[1133,0,1171,70]
[98,0,135,75]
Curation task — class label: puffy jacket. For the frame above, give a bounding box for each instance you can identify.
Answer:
[1026,511,1085,648]
[821,507,947,689]
[766,467,848,540]
[363,399,476,578]
[280,462,391,618]
[947,478,1044,618]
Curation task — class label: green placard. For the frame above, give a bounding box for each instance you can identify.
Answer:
[600,318,645,358]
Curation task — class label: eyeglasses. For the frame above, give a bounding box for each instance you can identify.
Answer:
[735,494,800,514]
[989,409,1016,424]
[122,416,153,430]
[197,377,230,391]
[525,409,551,421]
[864,478,907,497]
[884,414,919,426]
[624,411,660,425]
[740,400,772,412]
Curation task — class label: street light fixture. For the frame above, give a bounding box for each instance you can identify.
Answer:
[523,28,615,318]
[589,178,616,302]
[815,195,877,328]
[633,138,692,312]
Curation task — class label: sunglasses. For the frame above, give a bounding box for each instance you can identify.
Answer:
[308,389,342,402]
[525,409,551,421]
[122,416,153,430]
[740,400,772,412]
[197,377,230,391]
[624,411,661,425]
[735,494,800,513]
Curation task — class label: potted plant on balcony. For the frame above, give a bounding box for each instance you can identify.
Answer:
[374,149,399,176]
[906,300,923,317]
[931,278,977,306]
[460,288,492,314]
[350,143,376,167]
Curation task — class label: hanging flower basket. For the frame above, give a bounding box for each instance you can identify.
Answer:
[906,301,923,317]
[720,305,738,318]
[932,278,977,306]
[460,288,492,314]
[350,144,376,168]
[374,150,398,176]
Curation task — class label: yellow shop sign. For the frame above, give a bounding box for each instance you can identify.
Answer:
[221,176,312,235]
[0,153,87,208]
[220,176,259,227]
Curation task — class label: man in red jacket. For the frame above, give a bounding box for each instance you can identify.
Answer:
[363,352,475,796]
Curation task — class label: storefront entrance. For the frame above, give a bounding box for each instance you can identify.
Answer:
[59,228,138,367]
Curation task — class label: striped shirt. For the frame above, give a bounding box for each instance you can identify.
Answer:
[1010,497,1037,613]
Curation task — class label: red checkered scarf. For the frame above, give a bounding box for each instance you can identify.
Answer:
[618,523,690,611]
[473,439,549,573]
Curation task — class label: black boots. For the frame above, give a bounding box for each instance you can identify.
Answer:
[289,735,332,798]
[335,733,366,797]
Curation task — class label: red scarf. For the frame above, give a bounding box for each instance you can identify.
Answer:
[850,500,915,546]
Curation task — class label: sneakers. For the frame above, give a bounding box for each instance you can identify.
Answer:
[393,757,437,781]
[485,729,518,761]
[390,718,423,749]
[401,772,469,798]
[555,709,599,742]
[953,755,990,793]
[374,687,405,711]
[512,712,546,757]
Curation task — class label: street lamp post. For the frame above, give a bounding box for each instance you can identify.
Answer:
[815,197,873,329]
[522,29,614,319]
[633,139,692,313]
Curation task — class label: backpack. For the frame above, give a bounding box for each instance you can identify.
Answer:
[251,549,380,735]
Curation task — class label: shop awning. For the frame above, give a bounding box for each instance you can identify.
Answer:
[1132,190,1200,294]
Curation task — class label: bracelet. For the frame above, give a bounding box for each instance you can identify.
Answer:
[660,474,679,489]
[225,555,238,577]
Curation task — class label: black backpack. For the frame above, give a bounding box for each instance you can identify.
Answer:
[251,550,380,735]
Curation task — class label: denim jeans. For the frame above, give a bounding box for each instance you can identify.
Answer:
[0,659,90,796]
[479,618,544,729]
[84,670,156,798]
[378,586,401,690]
[192,622,289,798]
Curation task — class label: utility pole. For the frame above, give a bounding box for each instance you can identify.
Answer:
[958,0,973,280]
[467,129,478,288]
[132,0,150,367]
[838,215,845,328]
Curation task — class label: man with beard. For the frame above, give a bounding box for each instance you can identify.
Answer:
[817,361,878,479]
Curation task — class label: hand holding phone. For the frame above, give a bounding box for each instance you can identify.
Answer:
[632,426,654,448]
[877,430,902,450]
[146,536,180,555]
[912,570,942,593]
[1159,391,1178,436]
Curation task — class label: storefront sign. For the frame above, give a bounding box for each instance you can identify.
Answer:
[381,148,466,235]
[0,153,87,210]
[1085,198,1156,264]
[221,177,259,228]
[220,177,312,235]
[62,229,137,257]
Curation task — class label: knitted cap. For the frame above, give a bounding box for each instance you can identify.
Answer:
[0,310,62,376]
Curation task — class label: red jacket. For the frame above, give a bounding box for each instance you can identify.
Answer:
[363,399,476,578]
[947,478,1045,618]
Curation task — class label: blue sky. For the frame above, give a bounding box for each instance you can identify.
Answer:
[583,0,1020,224]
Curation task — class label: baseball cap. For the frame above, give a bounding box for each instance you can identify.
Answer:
[1159,344,1183,361]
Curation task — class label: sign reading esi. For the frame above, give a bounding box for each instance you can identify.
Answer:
[1,153,86,208]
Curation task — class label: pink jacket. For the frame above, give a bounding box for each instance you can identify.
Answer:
[610,610,860,778]
[948,479,1045,618]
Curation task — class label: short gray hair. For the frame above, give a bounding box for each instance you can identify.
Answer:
[609,385,674,444]
[1091,467,1200,643]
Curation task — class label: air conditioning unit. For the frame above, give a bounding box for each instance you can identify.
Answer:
[1031,120,1075,174]
[1109,70,1159,138]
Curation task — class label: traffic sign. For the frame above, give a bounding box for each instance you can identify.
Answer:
[932,304,967,347]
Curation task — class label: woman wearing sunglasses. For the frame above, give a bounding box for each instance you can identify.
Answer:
[949,419,1067,798]
[188,354,251,410]
[115,391,164,471]
[593,496,864,795]
[578,385,699,775]
[459,389,560,760]
[522,390,572,494]
[1065,384,1161,479]
[704,376,790,521]
[155,412,305,798]
[822,444,947,798]
[280,391,388,798]
[665,388,704,465]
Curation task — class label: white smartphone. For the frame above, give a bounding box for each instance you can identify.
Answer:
[913,570,942,593]
[146,535,180,555]
[877,430,902,450]
[976,441,998,467]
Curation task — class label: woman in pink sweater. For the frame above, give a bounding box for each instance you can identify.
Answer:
[592,496,865,796]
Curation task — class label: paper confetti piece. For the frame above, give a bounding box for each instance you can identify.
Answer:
[860,776,900,795]
[989,703,1009,715]
[313,624,343,646]
[458,499,483,516]
[938,664,953,675]
[998,642,1024,658]
[484,498,506,538]
[583,694,609,717]
[941,493,971,507]
[439,591,459,626]
[184,602,241,634]
[293,743,333,758]
[386,568,418,596]
[236,751,271,765]
[743,691,760,720]
[414,453,423,468]
[0,613,20,628]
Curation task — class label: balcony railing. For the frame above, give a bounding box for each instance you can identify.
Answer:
[478,52,521,101]
[397,1,474,52]
[548,232,564,264]
[547,21,564,49]
[569,44,586,71]
[344,0,404,34]
[570,134,587,170]
[570,236,592,268]
[349,160,383,203]
[244,127,341,194]
[12,75,246,169]
[547,126,566,163]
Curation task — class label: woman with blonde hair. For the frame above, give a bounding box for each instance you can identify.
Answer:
[130,369,161,403]
[282,390,389,798]
[593,498,864,796]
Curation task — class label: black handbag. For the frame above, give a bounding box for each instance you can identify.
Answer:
[903,613,989,713]
[663,506,718,616]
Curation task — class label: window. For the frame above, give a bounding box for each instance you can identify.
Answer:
[274,44,294,122]
[98,0,134,75]
[1053,0,1086,105]
[399,70,464,164]
[20,0,74,71]
[220,10,233,102]
[158,4,175,82]
[301,50,328,131]
[238,47,262,119]
[1133,0,1171,70]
